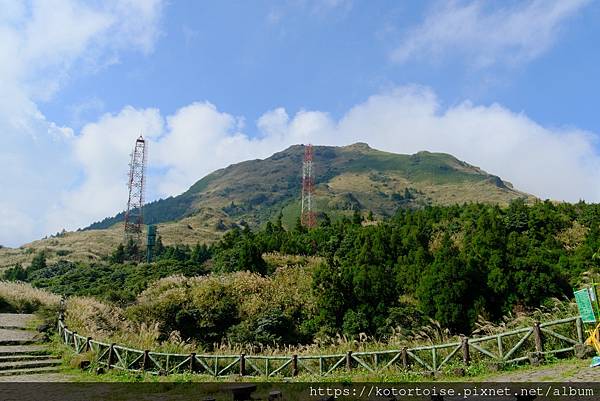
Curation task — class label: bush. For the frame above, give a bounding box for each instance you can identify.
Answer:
[0,280,60,315]
[127,267,316,347]
[3,264,27,281]
[64,295,191,353]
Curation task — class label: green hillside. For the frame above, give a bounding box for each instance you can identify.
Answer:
[87,142,532,231]
[0,143,533,268]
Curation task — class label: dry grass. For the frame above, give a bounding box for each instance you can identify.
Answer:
[417,181,534,207]
[556,221,589,251]
[0,208,229,270]
[326,171,532,210]
[472,297,578,337]
[0,280,60,313]
[62,279,578,358]
[64,296,193,353]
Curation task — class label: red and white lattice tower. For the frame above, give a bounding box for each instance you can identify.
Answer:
[301,144,317,228]
[124,135,147,243]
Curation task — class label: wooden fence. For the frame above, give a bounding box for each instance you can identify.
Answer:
[57,316,584,377]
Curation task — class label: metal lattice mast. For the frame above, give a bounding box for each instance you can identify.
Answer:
[301,144,316,228]
[124,135,147,243]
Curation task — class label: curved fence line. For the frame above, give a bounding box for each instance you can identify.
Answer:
[57,316,584,377]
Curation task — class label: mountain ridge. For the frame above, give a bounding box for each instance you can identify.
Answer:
[86,142,531,231]
[0,142,534,268]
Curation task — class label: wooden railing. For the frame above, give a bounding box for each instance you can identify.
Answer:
[57,316,584,377]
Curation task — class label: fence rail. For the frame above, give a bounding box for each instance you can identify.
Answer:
[58,316,583,377]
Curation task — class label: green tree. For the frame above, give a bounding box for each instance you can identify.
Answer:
[320,212,331,227]
[276,211,284,230]
[294,216,306,233]
[417,234,477,333]
[3,263,27,281]
[191,243,210,265]
[29,251,46,271]
[213,228,267,275]
[352,209,362,225]
[110,244,126,264]
[124,238,140,261]
[154,236,165,258]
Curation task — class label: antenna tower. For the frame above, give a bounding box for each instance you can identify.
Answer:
[124,135,147,244]
[301,144,316,228]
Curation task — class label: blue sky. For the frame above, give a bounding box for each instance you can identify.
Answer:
[39,1,600,134]
[1,0,600,246]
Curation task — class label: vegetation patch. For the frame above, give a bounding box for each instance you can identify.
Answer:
[5,199,600,355]
[0,280,60,315]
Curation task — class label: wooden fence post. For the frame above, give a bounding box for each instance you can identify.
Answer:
[292,354,299,377]
[576,317,584,343]
[53,310,584,380]
[142,350,149,372]
[239,353,246,376]
[461,336,470,366]
[189,352,196,372]
[533,321,544,353]
[107,343,115,369]
[401,347,408,369]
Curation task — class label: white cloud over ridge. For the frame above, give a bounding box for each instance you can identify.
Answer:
[1,0,598,249]
[391,0,590,68]
[4,84,600,247]
[53,86,600,249]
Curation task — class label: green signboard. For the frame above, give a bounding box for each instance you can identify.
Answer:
[575,288,597,323]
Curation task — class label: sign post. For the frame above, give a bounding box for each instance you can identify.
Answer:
[574,285,600,357]
[575,288,597,323]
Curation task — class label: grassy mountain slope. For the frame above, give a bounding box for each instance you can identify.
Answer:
[0,143,533,267]
[88,142,531,228]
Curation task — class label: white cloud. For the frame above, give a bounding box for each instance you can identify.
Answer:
[46,107,164,232]
[2,0,599,249]
[0,0,164,247]
[162,86,599,205]
[71,86,600,225]
[5,82,600,247]
[154,102,241,195]
[257,108,289,138]
[391,0,590,68]
[334,87,600,201]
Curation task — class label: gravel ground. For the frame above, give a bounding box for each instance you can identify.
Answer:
[484,358,600,381]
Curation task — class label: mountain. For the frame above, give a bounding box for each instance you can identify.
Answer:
[0,143,533,268]
[87,142,531,230]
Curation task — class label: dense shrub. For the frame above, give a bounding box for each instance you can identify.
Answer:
[7,199,600,346]
[128,267,316,348]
